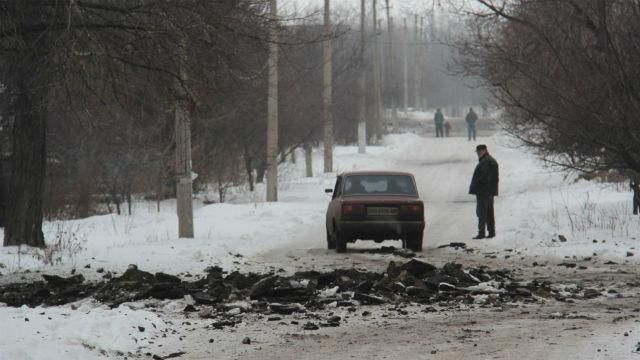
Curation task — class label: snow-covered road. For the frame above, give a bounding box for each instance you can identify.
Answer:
[251,134,483,274]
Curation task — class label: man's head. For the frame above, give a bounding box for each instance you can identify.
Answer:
[475,144,488,158]
[469,107,474,112]
[436,108,441,112]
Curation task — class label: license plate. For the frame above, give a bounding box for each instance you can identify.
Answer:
[367,207,398,216]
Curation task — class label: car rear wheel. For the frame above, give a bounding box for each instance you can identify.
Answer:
[405,232,423,252]
[333,228,347,253]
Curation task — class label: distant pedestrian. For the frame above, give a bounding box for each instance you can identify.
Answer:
[465,108,478,141]
[631,177,640,215]
[481,103,488,116]
[444,121,451,137]
[434,108,445,138]
[469,144,499,239]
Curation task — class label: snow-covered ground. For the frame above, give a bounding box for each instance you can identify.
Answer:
[2,130,640,359]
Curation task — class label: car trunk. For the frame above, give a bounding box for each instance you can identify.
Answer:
[341,196,423,221]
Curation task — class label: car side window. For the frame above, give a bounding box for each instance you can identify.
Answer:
[332,177,342,199]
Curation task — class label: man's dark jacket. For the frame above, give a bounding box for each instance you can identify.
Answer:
[434,112,444,125]
[466,111,478,125]
[469,153,499,196]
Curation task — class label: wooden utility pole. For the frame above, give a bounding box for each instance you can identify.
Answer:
[175,35,194,238]
[402,18,408,112]
[372,0,383,142]
[414,14,420,110]
[266,0,279,202]
[357,0,367,154]
[323,0,334,172]
[384,0,398,131]
[420,17,433,111]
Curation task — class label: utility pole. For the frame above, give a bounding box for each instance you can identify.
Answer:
[372,0,383,142]
[323,0,334,172]
[358,0,367,154]
[384,0,398,131]
[414,14,420,110]
[402,18,408,112]
[175,35,194,238]
[266,0,279,201]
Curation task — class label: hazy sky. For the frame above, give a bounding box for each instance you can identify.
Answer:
[278,0,472,26]
[280,0,470,12]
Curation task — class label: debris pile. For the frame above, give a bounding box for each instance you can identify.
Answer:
[0,259,605,311]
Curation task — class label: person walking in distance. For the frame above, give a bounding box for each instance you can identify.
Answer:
[465,108,478,141]
[469,144,499,239]
[434,108,445,138]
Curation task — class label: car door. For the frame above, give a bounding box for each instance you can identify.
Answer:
[326,176,343,234]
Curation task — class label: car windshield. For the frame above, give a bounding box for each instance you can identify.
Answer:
[343,175,417,196]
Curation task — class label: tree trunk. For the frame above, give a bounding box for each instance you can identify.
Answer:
[256,163,266,184]
[175,35,194,238]
[0,159,6,228]
[156,157,163,213]
[323,0,334,173]
[266,0,279,202]
[126,187,132,216]
[3,71,46,247]
[304,144,313,178]
[243,150,255,192]
[115,197,121,215]
[357,0,367,154]
[111,185,121,215]
[218,178,226,203]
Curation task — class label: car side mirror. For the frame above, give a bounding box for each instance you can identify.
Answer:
[325,188,333,194]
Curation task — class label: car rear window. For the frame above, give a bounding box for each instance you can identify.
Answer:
[343,175,417,196]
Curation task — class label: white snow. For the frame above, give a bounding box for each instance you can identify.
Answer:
[0,300,168,360]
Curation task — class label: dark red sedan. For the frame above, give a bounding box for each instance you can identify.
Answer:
[325,171,425,253]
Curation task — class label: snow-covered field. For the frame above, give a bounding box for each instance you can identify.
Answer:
[2,130,640,359]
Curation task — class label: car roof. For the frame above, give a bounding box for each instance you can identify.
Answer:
[338,171,415,177]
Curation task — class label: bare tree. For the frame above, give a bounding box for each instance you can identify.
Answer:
[175,35,194,238]
[0,1,275,246]
[458,0,640,174]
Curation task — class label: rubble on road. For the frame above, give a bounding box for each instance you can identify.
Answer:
[361,246,416,258]
[0,259,608,321]
[437,242,468,250]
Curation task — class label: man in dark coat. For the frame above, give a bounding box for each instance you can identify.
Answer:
[465,108,478,141]
[433,108,444,138]
[469,144,499,239]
